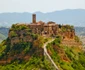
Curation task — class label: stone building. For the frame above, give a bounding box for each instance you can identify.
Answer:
[8,14,75,45]
[27,14,75,39]
[28,14,59,37]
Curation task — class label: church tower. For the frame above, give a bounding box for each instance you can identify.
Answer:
[32,14,36,23]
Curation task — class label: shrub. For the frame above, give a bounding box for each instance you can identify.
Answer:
[11,24,30,31]
[52,36,61,46]
[33,36,44,48]
[10,31,17,38]
[60,62,74,70]
[75,36,80,42]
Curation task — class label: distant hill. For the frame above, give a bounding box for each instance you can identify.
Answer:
[75,27,85,47]
[75,27,85,36]
[0,9,85,27]
[0,33,6,42]
[0,27,9,42]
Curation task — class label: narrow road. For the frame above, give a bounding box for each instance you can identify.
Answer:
[43,39,59,70]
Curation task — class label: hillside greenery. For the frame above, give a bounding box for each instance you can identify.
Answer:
[0,24,53,70]
[46,37,85,70]
[0,37,55,70]
[0,56,55,70]
[0,35,85,70]
[0,24,85,70]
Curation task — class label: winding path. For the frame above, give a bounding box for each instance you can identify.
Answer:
[43,39,59,70]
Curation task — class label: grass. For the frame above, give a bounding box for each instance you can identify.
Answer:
[46,37,85,70]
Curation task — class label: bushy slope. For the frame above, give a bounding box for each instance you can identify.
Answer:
[0,36,84,70]
[46,37,85,70]
[0,24,85,70]
[0,37,55,70]
[0,56,56,70]
[0,24,55,70]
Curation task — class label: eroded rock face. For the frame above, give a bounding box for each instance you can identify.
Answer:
[62,30,75,40]
[8,24,34,46]
[58,25,75,40]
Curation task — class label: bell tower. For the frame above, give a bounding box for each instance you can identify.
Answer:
[32,14,36,23]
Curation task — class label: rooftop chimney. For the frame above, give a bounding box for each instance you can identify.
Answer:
[32,14,36,23]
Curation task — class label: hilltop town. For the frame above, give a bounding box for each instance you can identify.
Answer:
[8,14,75,45]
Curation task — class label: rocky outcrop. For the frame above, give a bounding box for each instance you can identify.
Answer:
[7,14,75,45]
[8,23,75,45]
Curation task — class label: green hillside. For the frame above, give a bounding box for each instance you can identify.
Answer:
[46,37,85,70]
[0,24,85,70]
[0,37,85,70]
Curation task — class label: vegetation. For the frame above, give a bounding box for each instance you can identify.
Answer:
[10,31,18,38]
[46,37,85,70]
[0,37,56,70]
[10,24,30,31]
[0,56,56,70]
[75,35,81,42]
[0,34,85,70]
[33,36,45,48]
[61,25,74,32]
[0,24,85,70]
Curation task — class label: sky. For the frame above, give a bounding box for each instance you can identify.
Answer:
[0,0,85,13]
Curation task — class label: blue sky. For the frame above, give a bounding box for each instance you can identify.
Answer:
[0,0,85,13]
